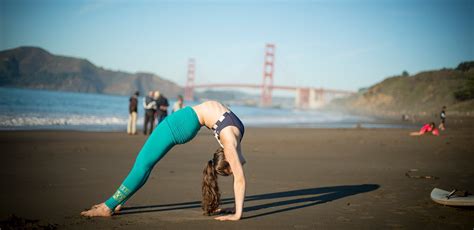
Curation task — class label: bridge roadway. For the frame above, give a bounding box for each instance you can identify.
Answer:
[193,83,354,95]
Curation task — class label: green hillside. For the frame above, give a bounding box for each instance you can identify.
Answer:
[333,62,474,118]
[0,47,183,97]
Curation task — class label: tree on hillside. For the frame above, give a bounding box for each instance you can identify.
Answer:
[454,76,474,101]
[402,70,409,77]
[456,61,474,72]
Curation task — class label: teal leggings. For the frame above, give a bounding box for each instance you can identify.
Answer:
[104,107,201,210]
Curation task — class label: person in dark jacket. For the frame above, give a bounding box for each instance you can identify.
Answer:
[127,91,139,135]
[155,92,169,126]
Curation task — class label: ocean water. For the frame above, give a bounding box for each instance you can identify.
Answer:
[0,87,409,131]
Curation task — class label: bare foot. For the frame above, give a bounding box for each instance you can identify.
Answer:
[81,203,113,217]
[91,204,121,212]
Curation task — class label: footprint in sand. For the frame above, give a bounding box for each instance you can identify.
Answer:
[336,216,350,222]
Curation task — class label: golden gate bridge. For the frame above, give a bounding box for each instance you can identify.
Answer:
[183,44,354,109]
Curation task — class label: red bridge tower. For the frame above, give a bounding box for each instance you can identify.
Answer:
[261,44,275,107]
[184,58,195,101]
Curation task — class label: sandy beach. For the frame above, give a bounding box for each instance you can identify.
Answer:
[1,125,473,229]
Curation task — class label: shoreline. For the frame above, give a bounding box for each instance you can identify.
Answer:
[0,120,420,132]
[3,114,471,132]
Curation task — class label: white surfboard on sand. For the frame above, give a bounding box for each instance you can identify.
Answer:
[431,188,474,207]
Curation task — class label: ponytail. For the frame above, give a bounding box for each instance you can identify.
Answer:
[202,159,220,215]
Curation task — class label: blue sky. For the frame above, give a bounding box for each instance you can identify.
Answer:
[1,0,473,94]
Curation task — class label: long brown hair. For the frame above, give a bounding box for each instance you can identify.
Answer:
[202,147,232,215]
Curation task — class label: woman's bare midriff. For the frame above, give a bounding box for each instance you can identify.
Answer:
[192,101,230,129]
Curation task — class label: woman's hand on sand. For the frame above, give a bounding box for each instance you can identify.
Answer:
[214,214,241,221]
[214,207,235,215]
[80,203,113,217]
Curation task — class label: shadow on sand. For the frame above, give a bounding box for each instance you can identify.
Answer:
[117,184,380,219]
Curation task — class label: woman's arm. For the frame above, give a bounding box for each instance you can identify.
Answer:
[215,130,246,221]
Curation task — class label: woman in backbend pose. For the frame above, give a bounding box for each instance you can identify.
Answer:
[81,101,246,221]
[409,122,439,136]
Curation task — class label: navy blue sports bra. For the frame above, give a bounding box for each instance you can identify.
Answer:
[211,111,245,147]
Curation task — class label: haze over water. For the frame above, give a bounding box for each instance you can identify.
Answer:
[0,87,415,131]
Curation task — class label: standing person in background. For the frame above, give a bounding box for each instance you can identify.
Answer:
[152,91,161,126]
[172,95,184,113]
[439,106,446,130]
[127,91,139,135]
[155,92,169,125]
[143,91,157,135]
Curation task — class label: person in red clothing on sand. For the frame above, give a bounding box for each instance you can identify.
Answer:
[409,122,440,136]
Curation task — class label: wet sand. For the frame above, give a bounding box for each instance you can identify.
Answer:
[0,125,473,229]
